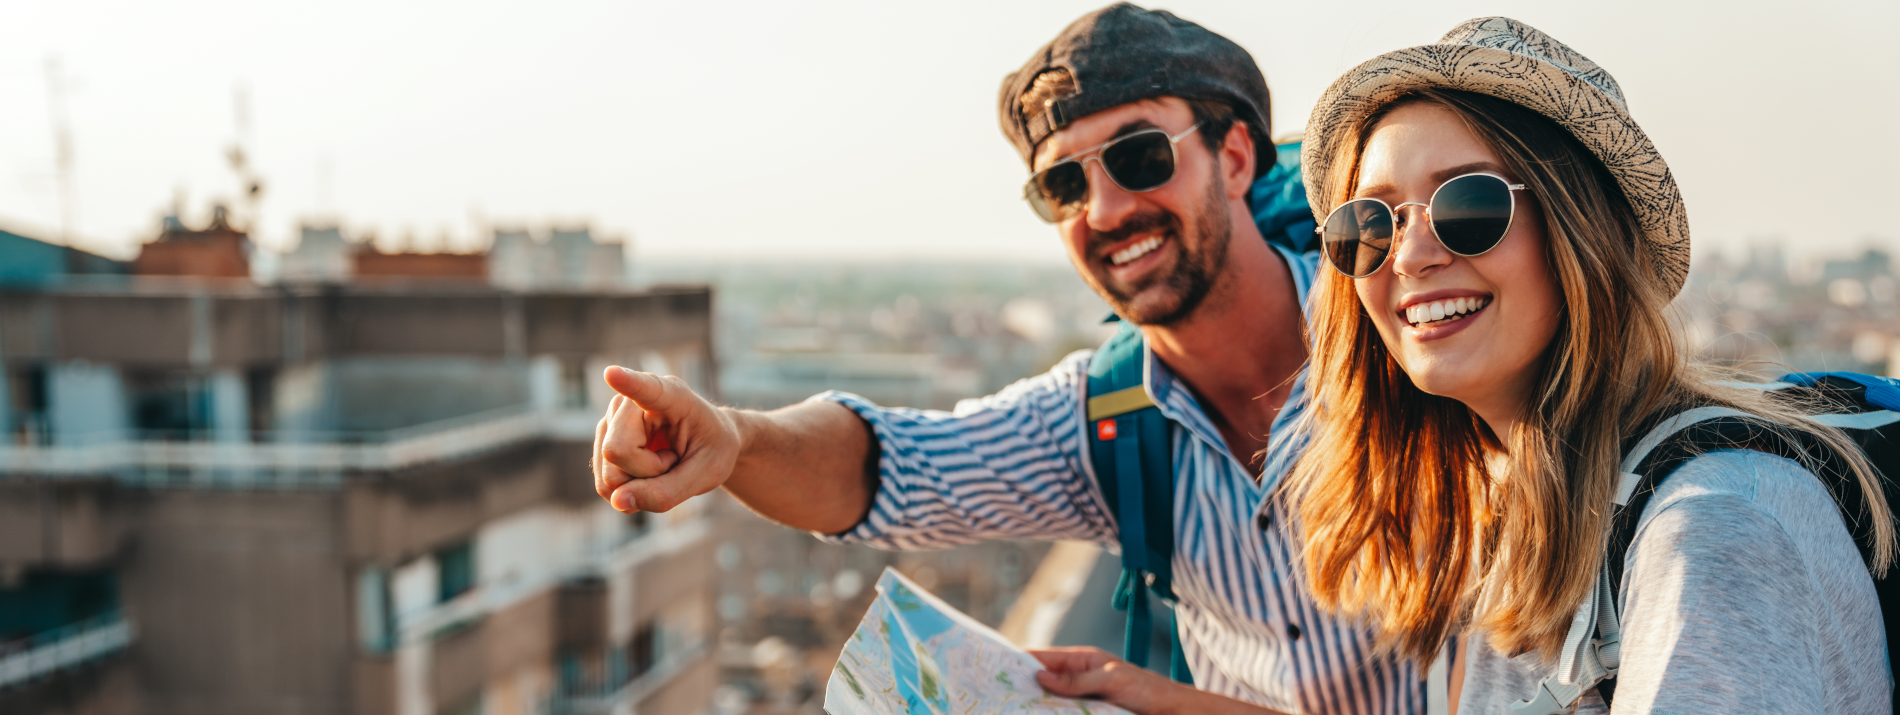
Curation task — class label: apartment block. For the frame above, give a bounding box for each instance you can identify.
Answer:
[0,268,720,715]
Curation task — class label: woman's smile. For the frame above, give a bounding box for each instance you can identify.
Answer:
[1396,291,1493,341]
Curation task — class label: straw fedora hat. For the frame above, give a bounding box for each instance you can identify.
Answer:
[1300,17,1690,295]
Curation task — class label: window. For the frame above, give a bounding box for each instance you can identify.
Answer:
[629,621,657,678]
[436,542,475,603]
[560,359,588,410]
[124,370,209,439]
[6,365,48,445]
[357,568,394,653]
[245,367,275,439]
[0,569,118,643]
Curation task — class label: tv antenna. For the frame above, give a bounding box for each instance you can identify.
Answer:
[44,56,77,246]
[227,84,266,233]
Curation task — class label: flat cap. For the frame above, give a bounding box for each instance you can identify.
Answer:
[998,2,1271,167]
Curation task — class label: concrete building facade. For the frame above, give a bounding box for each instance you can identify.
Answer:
[0,277,720,715]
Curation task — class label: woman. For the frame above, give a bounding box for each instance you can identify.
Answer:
[1283,16,1892,715]
[1034,17,1892,715]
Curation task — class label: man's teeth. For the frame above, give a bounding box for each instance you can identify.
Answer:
[1110,236,1164,266]
[1405,296,1490,326]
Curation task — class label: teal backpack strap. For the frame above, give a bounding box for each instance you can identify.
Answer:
[1077,139,1311,684]
[1085,321,1190,684]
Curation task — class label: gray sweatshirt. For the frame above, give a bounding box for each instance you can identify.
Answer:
[1458,449,1891,714]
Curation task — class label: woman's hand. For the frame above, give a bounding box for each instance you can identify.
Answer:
[1029,647,1288,715]
[1030,647,1176,714]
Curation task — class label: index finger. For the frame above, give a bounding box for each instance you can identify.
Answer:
[603,367,686,414]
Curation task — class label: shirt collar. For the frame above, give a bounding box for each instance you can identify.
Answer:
[1139,244,1318,475]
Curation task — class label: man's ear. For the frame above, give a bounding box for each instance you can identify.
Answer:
[1219,122,1256,199]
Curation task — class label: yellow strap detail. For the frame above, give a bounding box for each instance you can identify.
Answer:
[1087,385,1157,421]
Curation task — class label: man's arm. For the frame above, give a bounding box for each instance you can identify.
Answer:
[595,353,1116,547]
[594,367,878,533]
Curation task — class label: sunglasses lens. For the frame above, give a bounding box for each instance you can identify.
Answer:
[1100,131,1176,191]
[1322,199,1395,278]
[1026,162,1089,223]
[1431,174,1515,255]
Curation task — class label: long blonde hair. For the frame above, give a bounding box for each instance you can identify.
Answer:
[1282,88,1896,664]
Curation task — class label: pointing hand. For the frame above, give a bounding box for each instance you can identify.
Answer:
[593,367,740,513]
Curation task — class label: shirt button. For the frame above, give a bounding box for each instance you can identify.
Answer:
[1286,623,1302,641]
[1255,512,1272,531]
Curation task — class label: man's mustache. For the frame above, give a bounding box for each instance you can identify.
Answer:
[1087,210,1179,262]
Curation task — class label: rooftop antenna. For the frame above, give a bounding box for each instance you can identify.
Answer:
[227,84,266,237]
[44,56,76,247]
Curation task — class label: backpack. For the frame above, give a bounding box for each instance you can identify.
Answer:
[1081,141,1316,684]
[1514,372,1900,715]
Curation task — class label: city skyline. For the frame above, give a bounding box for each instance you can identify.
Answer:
[2,0,1895,264]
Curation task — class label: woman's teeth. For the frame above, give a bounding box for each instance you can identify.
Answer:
[1110,236,1164,266]
[1405,296,1490,327]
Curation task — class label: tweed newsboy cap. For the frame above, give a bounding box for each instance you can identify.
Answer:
[998,2,1271,167]
[1302,17,1691,295]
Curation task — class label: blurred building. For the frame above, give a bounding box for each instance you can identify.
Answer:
[1683,243,1900,376]
[278,224,353,283]
[0,229,720,715]
[277,223,629,289]
[489,226,628,290]
[131,208,251,279]
[0,229,128,287]
[353,248,488,282]
[662,261,1115,412]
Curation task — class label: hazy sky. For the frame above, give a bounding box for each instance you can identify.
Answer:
[3,0,1894,265]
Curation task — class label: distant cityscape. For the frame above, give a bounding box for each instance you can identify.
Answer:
[2,202,1894,715]
[1681,243,1900,378]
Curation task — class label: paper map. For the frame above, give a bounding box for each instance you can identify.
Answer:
[824,568,1131,715]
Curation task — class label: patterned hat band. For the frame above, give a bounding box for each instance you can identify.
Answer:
[1300,17,1689,295]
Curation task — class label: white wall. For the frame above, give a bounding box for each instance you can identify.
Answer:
[49,361,128,447]
[209,369,249,443]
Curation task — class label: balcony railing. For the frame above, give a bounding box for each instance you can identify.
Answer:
[0,407,599,485]
[0,611,135,690]
[393,515,712,646]
[541,640,710,715]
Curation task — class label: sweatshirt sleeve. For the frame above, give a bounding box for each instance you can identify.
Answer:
[1608,450,1889,714]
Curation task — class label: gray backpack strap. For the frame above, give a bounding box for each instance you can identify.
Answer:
[1510,407,1752,715]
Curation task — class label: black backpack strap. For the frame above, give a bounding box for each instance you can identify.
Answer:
[1600,387,1897,708]
[1592,411,1796,707]
[1085,321,1190,683]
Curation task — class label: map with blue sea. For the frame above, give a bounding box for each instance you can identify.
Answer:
[824,568,1130,715]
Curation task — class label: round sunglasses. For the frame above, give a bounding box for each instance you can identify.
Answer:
[1023,124,1200,223]
[1318,173,1528,278]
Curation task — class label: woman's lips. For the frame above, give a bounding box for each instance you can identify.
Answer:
[1401,297,1490,342]
[1401,295,1491,327]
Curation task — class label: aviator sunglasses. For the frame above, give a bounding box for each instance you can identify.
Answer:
[1023,124,1200,223]
[1318,173,1528,278]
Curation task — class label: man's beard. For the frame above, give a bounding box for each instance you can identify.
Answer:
[1086,172,1232,327]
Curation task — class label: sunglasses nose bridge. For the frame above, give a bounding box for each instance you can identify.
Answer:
[1389,202,1432,247]
[1386,202,1459,277]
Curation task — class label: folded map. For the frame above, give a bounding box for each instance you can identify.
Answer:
[824,567,1132,715]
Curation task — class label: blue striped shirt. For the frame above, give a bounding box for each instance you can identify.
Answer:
[811,245,1424,715]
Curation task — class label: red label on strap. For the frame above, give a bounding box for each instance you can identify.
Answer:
[1097,419,1117,441]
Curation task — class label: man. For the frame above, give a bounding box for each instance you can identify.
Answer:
[594,4,1425,714]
